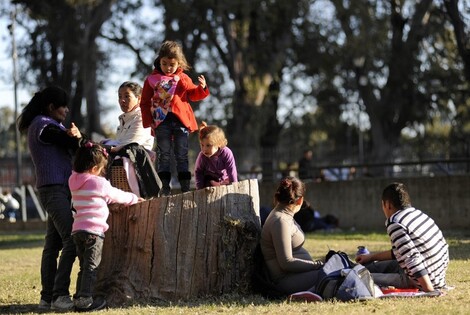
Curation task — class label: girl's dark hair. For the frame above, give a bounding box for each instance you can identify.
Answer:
[17,86,69,133]
[119,81,142,97]
[153,40,190,71]
[382,182,411,210]
[73,142,108,174]
[274,176,305,205]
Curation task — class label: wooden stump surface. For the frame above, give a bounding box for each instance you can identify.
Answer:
[95,179,261,304]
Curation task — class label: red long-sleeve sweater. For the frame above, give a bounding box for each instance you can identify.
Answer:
[141,68,210,132]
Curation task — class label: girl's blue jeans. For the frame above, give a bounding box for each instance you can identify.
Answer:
[155,113,189,173]
[72,232,104,298]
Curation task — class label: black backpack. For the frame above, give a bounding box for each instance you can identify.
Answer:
[251,244,285,299]
[314,250,377,301]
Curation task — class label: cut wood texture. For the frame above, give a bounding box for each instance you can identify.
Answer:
[95,179,261,305]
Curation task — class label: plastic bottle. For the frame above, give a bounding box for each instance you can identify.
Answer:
[356,246,369,256]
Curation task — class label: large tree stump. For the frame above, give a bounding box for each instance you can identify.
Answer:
[95,179,261,305]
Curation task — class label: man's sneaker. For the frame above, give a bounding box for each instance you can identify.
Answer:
[74,296,93,309]
[51,295,74,311]
[76,296,107,312]
[288,291,323,303]
[38,299,51,310]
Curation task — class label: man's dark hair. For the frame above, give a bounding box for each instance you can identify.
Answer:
[382,182,411,210]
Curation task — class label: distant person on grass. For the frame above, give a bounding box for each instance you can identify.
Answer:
[69,142,144,311]
[17,86,88,311]
[298,149,323,182]
[356,182,449,292]
[0,189,20,223]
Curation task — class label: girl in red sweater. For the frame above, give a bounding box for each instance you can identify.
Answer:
[141,40,210,196]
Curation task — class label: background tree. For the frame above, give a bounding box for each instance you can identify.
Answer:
[154,0,310,175]
[288,0,467,169]
[1,0,469,176]
[443,0,470,160]
[10,0,116,135]
[0,106,17,157]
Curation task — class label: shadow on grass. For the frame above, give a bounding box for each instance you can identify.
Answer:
[115,293,282,312]
[0,304,53,314]
[448,240,470,260]
[0,294,280,314]
[0,231,44,250]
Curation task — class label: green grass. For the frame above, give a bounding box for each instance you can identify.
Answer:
[1,230,469,314]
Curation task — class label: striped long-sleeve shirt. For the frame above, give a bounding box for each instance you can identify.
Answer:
[386,207,449,289]
[69,171,139,237]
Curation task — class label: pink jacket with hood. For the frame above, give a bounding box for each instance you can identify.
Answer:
[69,171,139,237]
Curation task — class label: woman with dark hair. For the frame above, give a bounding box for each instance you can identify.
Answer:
[17,86,87,311]
[260,176,324,295]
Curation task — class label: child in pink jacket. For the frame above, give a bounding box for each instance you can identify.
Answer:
[68,142,143,311]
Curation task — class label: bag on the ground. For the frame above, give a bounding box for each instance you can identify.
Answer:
[315,250,377,301]
[251,243,285,299]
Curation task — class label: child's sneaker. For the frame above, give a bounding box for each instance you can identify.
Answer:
[51,295,74,310]
[74,296,93,309]
[76,296,107,312]
[38,299,51,310]
[288,291,323,303]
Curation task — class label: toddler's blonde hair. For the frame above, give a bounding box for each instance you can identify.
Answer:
[198,121,228,148]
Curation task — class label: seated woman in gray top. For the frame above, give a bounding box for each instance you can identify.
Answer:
[260,176,323,294]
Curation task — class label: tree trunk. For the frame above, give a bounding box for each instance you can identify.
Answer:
[84,41,104,136]
[95,179,261,305]
[444,0,470,82]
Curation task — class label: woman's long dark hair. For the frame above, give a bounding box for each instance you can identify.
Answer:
[17,86,69,133]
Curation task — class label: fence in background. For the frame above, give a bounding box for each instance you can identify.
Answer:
[258,175,470,231]
[1,157,470,225]
[239,158,470,182]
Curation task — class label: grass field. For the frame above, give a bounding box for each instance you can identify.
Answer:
[1,229,469,314]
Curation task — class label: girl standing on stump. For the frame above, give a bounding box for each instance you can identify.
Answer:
[140,40,210,196]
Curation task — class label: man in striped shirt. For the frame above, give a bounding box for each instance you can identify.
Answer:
[356,182,449,292]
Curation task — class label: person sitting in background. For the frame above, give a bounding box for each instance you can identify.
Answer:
[356,182,449,292]
[293,200,339,232]
[194,121,238,190]
[0,189,20,223]
[260,176,323,295]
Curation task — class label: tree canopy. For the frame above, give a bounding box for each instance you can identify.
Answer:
[1,0,469,175]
